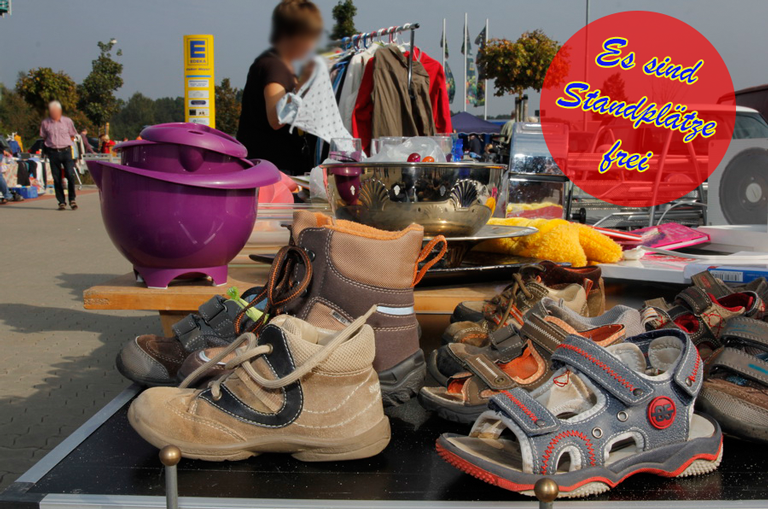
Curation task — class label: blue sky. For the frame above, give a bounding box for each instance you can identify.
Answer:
[0,0,766,117]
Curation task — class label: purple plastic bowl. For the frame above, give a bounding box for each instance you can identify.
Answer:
[87,159,280,289]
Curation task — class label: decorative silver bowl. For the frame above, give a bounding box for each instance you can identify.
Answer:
[322,162,506,237]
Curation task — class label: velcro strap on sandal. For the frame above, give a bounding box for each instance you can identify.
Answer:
[463,355,516,390]
[710,347,768,386]
[489,388,559,435]
[198,296,236,336]
[691,270,732,299]
[488,325,525,358]
[676,287,713,315]
[519,314,569,356]
[721,317,768,349]
[670,329,703,397]
[552,336,653,406]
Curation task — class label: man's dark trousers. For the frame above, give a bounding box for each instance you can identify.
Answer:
[47,148,77,205]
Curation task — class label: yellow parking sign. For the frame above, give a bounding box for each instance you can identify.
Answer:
[183,34,216,128]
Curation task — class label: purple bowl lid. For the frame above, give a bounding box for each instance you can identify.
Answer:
[114,139,255,169]
[139,123,247,158]
[89,159,280,189]
[114,139,157,151]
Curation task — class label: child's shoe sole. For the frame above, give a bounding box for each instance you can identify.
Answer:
[129,403,391,462]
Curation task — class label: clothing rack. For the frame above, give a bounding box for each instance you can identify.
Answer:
[338,23,420,97]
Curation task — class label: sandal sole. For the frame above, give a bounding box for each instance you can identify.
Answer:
[418,389,484,425]
[436,414,723,498]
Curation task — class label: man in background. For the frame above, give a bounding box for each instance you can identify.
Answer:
[80,128,95,154]
[40,101,78,210]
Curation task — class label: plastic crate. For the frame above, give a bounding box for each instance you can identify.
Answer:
[11,186,38,199]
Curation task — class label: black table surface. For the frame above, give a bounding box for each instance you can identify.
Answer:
[17,393,768,504]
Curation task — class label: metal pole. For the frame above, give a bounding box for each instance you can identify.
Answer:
[442,18,446,70]
[484,18,489,120]
[159,446,181,509]
[583,0,590,131]
[407,26,415,98]
[463,12,467,112]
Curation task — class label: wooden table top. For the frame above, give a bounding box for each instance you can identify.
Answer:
[83,264,501,315]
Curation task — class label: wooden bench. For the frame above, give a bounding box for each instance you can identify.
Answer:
[83,264,502,336]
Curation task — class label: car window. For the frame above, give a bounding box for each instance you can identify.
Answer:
[734,113,768,139]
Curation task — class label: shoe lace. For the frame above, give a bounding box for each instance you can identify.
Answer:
[233,244,314,335]
[180,305,378,398]
[487,266,544,330]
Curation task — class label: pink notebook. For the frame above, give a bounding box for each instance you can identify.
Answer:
[619,223,710,251]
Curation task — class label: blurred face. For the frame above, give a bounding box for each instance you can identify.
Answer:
[49,105,62,121]
[277,34,319,61]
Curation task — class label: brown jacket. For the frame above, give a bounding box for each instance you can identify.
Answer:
[371,45,435,141]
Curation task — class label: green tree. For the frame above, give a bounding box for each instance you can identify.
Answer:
[78,39,124,129]
[329,0,357,40]
[478,29,568,117]
[154,97,185,124]
[16,68,79,114]
[0,83,39,144]
[109,92,156,140]
[593,72,627,121]
[215,78,241,135]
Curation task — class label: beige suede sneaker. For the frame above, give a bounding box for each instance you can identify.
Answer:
[128,307,390,462]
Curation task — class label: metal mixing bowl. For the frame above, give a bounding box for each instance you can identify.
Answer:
[322,162,506,236]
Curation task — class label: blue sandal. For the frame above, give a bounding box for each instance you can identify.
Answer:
[437,329,722,498]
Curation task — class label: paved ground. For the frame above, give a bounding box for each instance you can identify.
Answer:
[0,189,157,490]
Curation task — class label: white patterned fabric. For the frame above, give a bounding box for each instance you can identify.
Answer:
[277,56,351,143]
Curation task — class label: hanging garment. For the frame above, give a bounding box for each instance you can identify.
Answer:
[277,55,351,143]
[404,48,452,134]
[338,45,378,133]
[352,45,435,154]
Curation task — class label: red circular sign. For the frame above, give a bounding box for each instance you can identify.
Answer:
[540,11,735,208]
[647,396,677,430]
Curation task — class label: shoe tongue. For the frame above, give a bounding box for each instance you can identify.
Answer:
[271,315,321,345]
[541,369,596,418]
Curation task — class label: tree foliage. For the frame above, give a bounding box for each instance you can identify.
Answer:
[215,78,241,135]
[16,68,79,114]
[109,92,155,140]
[593,72,627,120]
[330,0,357,41]
[78,39,124,128]
[478,29,568,99]
[0,84,39,143]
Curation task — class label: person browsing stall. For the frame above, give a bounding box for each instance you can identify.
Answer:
[40,101,78,210]
[236,0,322,176]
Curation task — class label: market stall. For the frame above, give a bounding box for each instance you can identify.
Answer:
[4,10,768,509]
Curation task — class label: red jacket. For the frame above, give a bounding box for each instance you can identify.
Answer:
[406,48,452,135]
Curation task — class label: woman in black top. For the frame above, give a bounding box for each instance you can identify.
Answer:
[237,0,323,175]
